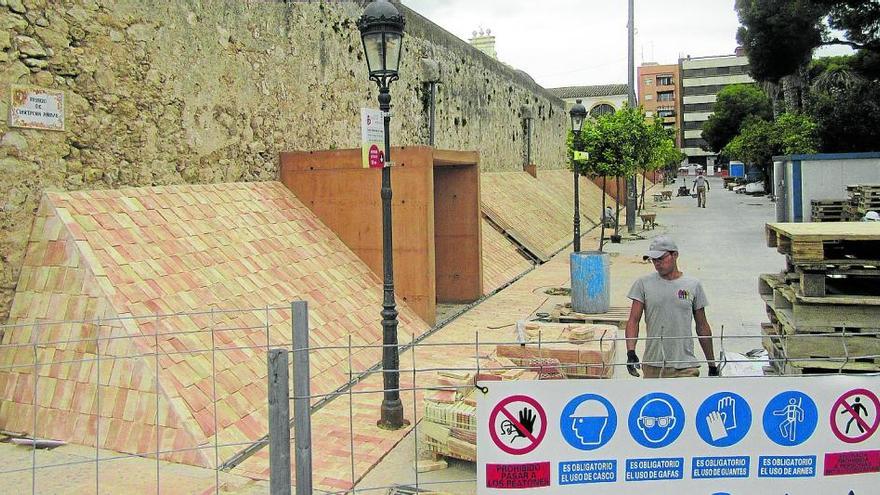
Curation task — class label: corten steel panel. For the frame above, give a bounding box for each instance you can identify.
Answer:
[434,163,483,303]
[280,147,483,324]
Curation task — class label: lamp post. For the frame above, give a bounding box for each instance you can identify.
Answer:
[569,99,587,252]
[358,0,407,430]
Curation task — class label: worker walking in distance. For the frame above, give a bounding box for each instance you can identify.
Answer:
[692,169,710,208]
[625,235,718,378]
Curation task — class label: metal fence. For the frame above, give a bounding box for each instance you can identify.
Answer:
[0,301,878,494]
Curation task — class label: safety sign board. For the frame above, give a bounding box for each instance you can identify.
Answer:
[476,375,879,494]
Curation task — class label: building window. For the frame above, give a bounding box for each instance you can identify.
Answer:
[644,94,653,100]
[590,103,615,118]
[656,75,673,86]
[646,111,654,117]
[657,107,675,117]
[657,91,674,102]
[644,77,653,85]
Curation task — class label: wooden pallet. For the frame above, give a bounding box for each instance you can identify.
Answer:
[549,303,630,329]
[760,273,880,329]
[763,316,880,361]
[793,262,880,297]
[765,222,880,263]
[762,323,880,374]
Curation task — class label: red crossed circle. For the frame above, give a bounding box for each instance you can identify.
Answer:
[830,388,880,443]
[488,394,547,455]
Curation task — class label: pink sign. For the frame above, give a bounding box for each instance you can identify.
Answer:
[486,461,551,489]
[368,144,384,169]
[824,450,880,476]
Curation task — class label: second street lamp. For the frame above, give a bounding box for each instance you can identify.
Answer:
[569,99,587,252]
[357,0,408,430]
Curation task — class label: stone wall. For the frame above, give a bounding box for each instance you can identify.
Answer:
[0,0,567,322]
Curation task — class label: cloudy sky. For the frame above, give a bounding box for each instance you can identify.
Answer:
[400,0,849,88]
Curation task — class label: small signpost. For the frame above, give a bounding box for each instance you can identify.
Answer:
[360,108,385,168]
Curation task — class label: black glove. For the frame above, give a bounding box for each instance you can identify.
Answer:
[626,350,641,377]
[708,365,719,377]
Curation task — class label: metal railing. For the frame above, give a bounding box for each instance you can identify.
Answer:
[1,301,877,494]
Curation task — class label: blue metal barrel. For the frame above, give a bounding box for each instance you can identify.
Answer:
[570,251,610,314]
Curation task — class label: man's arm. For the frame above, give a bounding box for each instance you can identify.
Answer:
[625,299,644,377]
[625,299,644,352]
[694,307,716,368]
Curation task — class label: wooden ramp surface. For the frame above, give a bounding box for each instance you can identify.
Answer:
[481,217,533,293]
[539,169,617,226]
[481,171,572,261]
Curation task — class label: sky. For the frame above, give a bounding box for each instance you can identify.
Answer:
[400,0,851,88]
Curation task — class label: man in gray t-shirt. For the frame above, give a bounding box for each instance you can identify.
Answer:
[624,235,717,378]
[692,170,710,208]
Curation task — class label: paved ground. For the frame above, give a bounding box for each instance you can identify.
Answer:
[354,175,785,494]
[0,176,785,494]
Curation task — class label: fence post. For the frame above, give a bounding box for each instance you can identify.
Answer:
[268,348,292,495]
[292,300,313,494]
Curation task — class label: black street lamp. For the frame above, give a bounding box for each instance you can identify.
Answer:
[358,0,408,430]
[569,99,587,252]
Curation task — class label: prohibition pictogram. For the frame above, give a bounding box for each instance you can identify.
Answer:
[488,394,547,455]
[830,388,880,443]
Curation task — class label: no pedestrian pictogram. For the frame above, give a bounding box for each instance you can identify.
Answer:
[489,395,547,455]
[830,388,880,444]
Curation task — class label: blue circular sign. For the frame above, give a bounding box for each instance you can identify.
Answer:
[762,390,818,446]
[695,392,751,447]
[560,393,617,451]
[628,392,685,448]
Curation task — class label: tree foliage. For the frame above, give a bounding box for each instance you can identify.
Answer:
[806,78,880,152]
[722,113,818,166]
[735,0,825,82]
[736,0,880,82]
[701,84,773,152]
[569,105,651,179]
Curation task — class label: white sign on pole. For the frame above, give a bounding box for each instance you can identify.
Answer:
[9,85,64,131]
[477,376,879,494]
[360,107,385,169]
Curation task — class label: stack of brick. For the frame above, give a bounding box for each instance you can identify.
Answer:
[495,321,618,379]
[420,355,535,462]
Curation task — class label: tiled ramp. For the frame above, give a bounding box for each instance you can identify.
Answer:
[0,181,427,468]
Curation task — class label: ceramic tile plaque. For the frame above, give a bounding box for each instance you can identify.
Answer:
[9,84,64,131]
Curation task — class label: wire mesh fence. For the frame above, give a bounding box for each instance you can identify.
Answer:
[0,300,878,494]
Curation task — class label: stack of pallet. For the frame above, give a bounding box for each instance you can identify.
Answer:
[760,222,880,375]
[843,184,880,220]
[810,199,847,222]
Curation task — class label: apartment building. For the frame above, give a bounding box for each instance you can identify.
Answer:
[679,50,754,168]
[638,63,681,146]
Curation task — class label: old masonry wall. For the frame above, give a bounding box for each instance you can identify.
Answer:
[0,0,567,321]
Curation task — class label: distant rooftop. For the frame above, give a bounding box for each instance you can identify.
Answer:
[546,84,628,99]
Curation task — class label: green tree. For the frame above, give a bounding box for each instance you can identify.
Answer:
[701,84,773,153]
[736,0,880,83]
[806,78,880,152]
[723,113,819,190]
[775,113,820,155]
[639,118,682,209]
[735,0,825,82]
[570,106,651,248]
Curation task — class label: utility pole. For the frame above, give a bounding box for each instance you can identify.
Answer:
[626,0,637,233]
